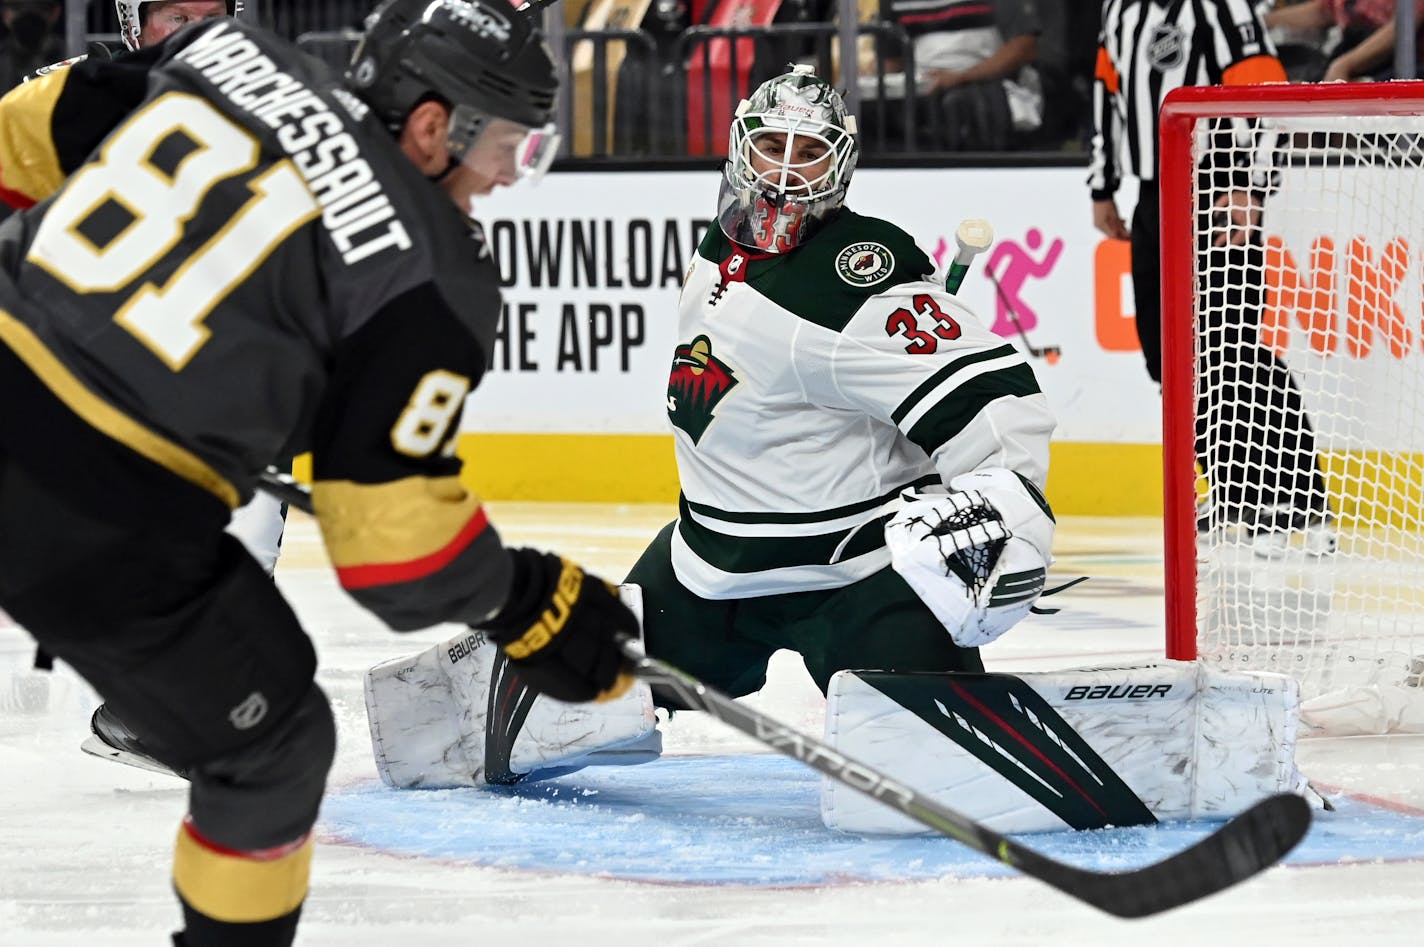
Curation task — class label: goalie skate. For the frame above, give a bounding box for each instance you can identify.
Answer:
[1249,507,1337,559]
[79,704,187,779]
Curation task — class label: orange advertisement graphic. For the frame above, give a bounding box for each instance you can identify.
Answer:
[1093,238,1137,352]
[1093,235,1422,359]
[1264,236,1418,359]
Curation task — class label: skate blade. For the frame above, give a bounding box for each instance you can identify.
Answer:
[79,735,182,778]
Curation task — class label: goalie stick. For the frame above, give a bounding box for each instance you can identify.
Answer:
[941,217,1061,364]
[257,467,1311,918]
[945,218,992,295]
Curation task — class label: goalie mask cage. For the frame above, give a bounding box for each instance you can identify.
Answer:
[1160,82,1424,737]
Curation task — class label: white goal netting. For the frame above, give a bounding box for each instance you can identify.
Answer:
[1171,98,1424,736]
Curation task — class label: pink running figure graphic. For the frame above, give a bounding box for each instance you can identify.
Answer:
[984,228,1063,337]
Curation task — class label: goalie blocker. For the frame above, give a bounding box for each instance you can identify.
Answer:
[365,586,660,788]
[823,661,1321,835]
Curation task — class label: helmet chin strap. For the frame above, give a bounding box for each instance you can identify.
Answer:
[430,155,460,183]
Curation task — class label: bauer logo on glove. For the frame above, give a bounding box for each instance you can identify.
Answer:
[482,548,638,703]
[885,468,1055,649]
[500,558,584,660]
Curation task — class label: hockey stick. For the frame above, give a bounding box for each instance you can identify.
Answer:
[624,647,1308,918]
[257,468,1310,918]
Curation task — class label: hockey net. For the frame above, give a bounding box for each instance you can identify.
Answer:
[1160,83,1424,736]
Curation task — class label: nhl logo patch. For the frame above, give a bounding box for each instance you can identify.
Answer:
[836,242,895,287]
[1147,24,1185,71]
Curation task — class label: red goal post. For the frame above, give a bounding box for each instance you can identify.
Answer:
[1160,81,1424,736]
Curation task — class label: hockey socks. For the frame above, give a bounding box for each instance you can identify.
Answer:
[171,818,310,947]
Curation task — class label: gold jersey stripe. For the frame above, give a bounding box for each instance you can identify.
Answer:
[0,309,239,508]
[0,68,69,207]
[313,474,485,569]
[172,825,312,924]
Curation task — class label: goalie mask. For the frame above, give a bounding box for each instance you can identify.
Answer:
[717,65,858,253]
[346,0,561,185]
[115,1,242,51]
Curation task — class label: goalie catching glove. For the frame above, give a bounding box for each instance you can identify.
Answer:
[886,467,1055,648]
[481,547,637,703]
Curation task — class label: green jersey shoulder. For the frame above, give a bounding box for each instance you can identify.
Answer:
[695,209,936,332]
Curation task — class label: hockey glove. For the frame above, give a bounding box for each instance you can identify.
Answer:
[481,547,637,703]
[886,468,1054,648]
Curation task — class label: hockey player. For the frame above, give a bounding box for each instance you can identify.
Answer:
[21,2,237,80]
[118,1,234,50]
[627,65,1057,697]
[0,2,634,945]
[1,0,282,774]
[658,67,1318,835]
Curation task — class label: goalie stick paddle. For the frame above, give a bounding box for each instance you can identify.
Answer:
[256,467,1311,918]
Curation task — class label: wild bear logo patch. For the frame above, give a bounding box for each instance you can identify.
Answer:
[836,242,895,286]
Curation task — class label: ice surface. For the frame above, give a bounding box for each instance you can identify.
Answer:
[2,507,1421,946]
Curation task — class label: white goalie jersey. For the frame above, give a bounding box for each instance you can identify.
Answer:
[666,208,1055,599]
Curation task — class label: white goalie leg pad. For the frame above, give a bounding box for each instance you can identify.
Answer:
[822,661,1309,835]
[366,585,658,788]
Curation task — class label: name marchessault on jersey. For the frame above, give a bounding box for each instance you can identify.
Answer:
[176,22,413,266]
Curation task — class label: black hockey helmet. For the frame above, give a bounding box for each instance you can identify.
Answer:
[346,0,559,166]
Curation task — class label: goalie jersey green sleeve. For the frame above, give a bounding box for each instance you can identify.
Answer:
[0,20,515,630]
[666,209,1055,598]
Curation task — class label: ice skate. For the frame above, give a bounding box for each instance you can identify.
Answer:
[80,704,187,779]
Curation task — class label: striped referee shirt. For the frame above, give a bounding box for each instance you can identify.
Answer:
[1089,0,1286,199]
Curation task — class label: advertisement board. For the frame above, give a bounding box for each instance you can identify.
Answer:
[469,167,1156,442]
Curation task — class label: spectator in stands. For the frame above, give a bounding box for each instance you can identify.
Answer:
[867,0,1044,151]
[1262,0,1424,81]
[1033,0,1095,148]
[0,0,63,90]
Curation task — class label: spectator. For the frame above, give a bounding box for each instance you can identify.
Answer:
[1034,0,1095,148]
[0,0,63,91]
[1262,0,1424,80]
[865,0,1044,151]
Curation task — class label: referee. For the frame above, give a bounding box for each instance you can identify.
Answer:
[1089,0,1332,546]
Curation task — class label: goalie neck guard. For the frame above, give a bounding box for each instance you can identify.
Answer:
[345,0,560,181]
[717,65,858,254]
[115,1,243,52]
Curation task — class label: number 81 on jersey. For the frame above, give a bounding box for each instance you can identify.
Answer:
[26,92,320,370]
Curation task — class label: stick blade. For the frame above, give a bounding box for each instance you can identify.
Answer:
[1019,793,1312,919]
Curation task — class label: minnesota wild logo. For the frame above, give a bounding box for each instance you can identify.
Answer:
[667,334,738,444]
[835,241,895,286]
